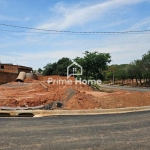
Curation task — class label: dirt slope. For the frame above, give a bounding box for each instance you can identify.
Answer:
[0,81,150,109]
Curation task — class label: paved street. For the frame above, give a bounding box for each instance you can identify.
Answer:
[100,84,150,92]
[0,111,150,150]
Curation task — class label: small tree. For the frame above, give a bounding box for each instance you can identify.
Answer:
[37,68,43,74]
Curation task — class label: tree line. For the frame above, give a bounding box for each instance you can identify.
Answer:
[35,50,150,86]
[105,50,150,86]
[36,51,111,81]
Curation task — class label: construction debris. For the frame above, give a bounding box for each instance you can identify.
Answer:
[16,72,34,82]
[43,101,63,110]
[16,71,26,82]
[39,82,48,91]
[0,105,44,110]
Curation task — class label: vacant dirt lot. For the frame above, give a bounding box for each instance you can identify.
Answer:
[0,80,150,109]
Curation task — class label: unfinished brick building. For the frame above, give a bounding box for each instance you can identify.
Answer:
[0,63,32,84]
[0,63,32,73]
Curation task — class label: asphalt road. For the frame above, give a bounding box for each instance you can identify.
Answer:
[0,111,150,150]
[100,84,150,92]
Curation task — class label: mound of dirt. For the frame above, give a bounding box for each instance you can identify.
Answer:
[0,81,150,109]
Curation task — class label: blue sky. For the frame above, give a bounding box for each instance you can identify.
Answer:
[0,0,150,70]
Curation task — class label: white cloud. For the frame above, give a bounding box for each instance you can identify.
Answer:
[0,33,149,69]
[37,0,148,30]
[104,20,128,28]
[0,50,83,69]
[129,17,150,30]
[1,0,150,69]
[1,30,149,68]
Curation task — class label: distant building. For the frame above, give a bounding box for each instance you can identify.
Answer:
[0,63,32,74]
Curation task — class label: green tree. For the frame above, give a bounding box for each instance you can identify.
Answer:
[141,50,150,83]
[56,57,72,76]
[75,51,111,81]
[105,72,113,81]
[42,58,72,76]
[104,64,121,82]
[37,68,43,74]
[42,63,55,75]
[126,64,135,83]
[126,60,143,85]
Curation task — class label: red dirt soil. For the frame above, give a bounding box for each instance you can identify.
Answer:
[0,81,150,109]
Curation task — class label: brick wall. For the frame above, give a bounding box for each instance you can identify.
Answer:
[0,73,74,85]
[0,64,32,74]
[0,72,18,84]
[0,65,18,73]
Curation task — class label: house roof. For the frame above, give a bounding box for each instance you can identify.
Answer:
[0,63,32,70]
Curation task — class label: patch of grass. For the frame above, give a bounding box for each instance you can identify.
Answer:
[91,84,113,93]
[100,88,113,93]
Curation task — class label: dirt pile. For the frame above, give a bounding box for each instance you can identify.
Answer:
[0,82,94,108]
[98,90,150,109]
[0,81,150,109]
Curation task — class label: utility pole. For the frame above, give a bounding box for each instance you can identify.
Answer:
[113,74,115,85]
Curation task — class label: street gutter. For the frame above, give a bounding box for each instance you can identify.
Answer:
[0,106,150,117]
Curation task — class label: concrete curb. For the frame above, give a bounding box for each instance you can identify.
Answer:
[0,106,150,117]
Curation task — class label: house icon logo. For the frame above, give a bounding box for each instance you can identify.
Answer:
[67,61,83,79]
